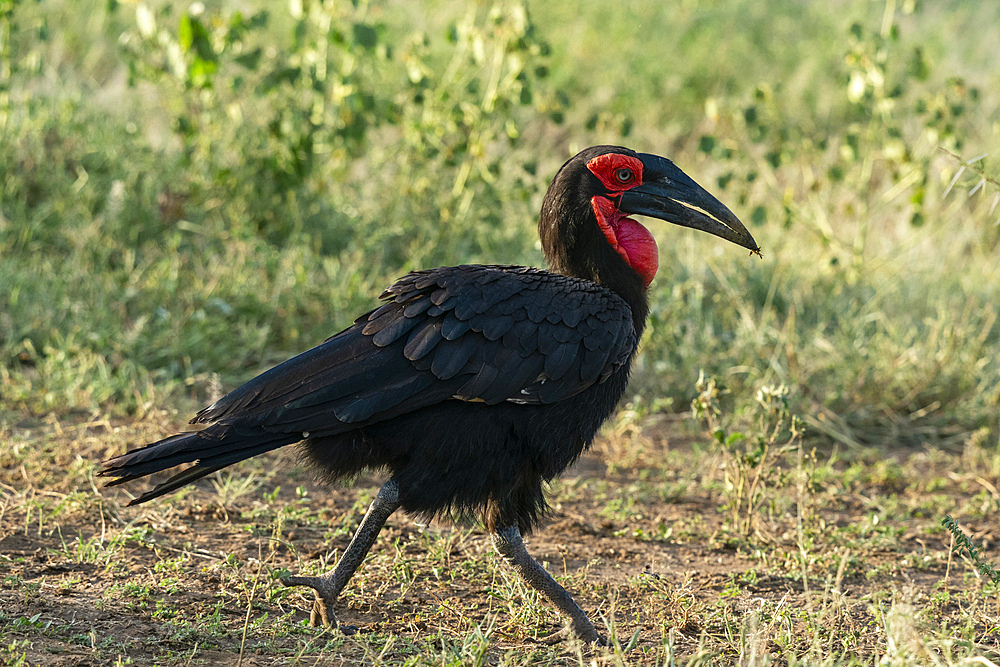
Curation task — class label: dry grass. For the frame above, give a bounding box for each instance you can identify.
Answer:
[2,411,998,665]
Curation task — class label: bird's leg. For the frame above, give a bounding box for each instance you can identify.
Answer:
[282,478,400,631]
[491,525,606,645]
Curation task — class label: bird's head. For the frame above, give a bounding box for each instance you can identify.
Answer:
[540,146,760,290]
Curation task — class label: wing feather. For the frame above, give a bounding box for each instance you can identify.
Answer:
[191,265,637,433]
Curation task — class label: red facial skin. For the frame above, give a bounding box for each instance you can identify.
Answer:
[586,154,659,288]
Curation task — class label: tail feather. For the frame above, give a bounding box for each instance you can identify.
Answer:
[100,428,297,504]
[102,432,209,481]
[126,464,229,506]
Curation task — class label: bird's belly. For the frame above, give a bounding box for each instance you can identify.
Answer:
[299,372,628,533]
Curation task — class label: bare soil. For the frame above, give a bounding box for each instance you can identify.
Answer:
[1,414,998,665]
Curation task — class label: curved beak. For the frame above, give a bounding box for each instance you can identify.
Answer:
[619,153,761,254]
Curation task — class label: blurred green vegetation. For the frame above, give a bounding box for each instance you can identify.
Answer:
[1,0,999,450]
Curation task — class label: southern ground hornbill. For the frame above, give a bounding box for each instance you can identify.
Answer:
[100,146,760,643]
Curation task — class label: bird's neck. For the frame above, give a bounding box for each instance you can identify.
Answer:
[545,246,650,339]
[596,256,650,339]
[539,191,650,337]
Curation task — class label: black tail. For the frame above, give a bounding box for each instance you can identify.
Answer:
[100,427,296,506]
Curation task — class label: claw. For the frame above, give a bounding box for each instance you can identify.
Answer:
[282,574,344,631]
[277,479,400,635]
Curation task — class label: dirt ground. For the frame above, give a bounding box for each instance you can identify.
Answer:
[1,414,998,665]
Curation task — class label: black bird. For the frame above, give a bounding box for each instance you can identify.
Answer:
[100,146,759,643]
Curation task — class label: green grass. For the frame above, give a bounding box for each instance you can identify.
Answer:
[2,416,998,664]
[3,0,998,445]
[2,0,1000,664]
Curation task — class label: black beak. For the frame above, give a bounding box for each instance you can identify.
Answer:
[619,153,760,254]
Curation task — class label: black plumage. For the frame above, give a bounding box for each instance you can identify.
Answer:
[100,145,759,643]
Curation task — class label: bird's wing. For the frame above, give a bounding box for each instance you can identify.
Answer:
[191,265,637,434]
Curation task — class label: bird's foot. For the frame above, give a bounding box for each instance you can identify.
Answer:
[281,574,354,633]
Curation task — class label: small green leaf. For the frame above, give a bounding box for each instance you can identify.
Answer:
[189,57,218,88]
[178,14,193,51]
[234,48,262,70]
[352,23,377,49]
[725,432,746,446]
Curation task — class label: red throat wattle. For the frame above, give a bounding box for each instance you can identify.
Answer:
[591,196,659,287]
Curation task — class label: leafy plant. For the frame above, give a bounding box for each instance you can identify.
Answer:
[692,373,803,540]
[120,1,392,186]
[942,514,1000,588]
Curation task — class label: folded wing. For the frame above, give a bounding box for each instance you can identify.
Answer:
[101,265,637,502]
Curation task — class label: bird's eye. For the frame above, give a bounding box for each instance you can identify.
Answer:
[614,168,634,184]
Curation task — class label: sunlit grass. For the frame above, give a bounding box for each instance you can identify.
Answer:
[3,0,998,446]
[2,0,1000,664]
